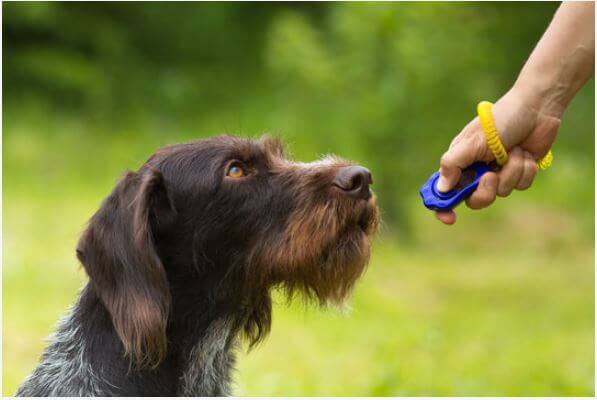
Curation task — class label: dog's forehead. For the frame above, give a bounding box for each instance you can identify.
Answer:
[210,136,288,168]
[152,135,285,164]
[214,135,287,163]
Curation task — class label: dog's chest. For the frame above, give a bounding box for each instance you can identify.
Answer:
[178,317,238,396]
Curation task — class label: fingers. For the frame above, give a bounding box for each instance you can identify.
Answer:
[496,147,524,197]
[516,152,539,190]
[435,210,456,225]
[463,149,537,212]
[465,172,498,209]
[434,150,537,224]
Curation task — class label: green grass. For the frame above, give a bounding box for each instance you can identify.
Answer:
[3,116,594,396]
[234,196,595,396]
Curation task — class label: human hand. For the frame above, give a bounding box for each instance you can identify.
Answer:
[435,87,560,225]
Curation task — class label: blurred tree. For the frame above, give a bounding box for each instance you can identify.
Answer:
[3,1,591,232]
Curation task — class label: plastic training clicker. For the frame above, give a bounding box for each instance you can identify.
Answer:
[419,162,493,211]
[420,100,554,212]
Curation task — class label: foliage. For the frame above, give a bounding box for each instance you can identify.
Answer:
[3,2,594,396]
[6,2,592,225]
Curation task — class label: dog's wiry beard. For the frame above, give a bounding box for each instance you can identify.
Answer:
[248,175,379,306]
[277,198,378,305]
[227,139,380,351]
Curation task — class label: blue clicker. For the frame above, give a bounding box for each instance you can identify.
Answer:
[419,162,493,211]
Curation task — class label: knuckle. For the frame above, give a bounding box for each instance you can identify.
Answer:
[529,163,539,177]
[497,185,513,197]
[480,184,497,203]
[479,193,496,207]
[439,153,453,169]
[517,176,535,191]
[509,154,524,171]
[467,191,495,209]
[465,199,479,209]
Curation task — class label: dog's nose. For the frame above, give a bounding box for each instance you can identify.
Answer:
[333,166,373,200]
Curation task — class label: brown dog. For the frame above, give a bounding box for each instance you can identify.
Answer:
[17,135,379,396]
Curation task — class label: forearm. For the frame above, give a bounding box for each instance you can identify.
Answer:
[514,1,595,117]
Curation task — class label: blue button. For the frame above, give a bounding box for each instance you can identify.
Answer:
[419,162,492,211]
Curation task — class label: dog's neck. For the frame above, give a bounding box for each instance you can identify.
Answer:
[178,316,238,396]
[17,283,244,396]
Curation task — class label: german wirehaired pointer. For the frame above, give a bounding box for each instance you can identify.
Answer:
[16,135,379,396]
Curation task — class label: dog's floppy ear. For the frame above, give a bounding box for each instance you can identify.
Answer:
[76,168,175,368]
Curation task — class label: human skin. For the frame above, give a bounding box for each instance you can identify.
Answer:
[436,1,595,225]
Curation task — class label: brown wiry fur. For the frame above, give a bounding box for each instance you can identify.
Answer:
[77,170,172,369]
[77,134,378,369]
[248,136,380,307]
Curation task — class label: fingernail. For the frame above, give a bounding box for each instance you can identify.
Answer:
[484,175,497,190]
[436,176,449,192]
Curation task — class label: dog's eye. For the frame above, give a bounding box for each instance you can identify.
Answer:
[226,162,246,178]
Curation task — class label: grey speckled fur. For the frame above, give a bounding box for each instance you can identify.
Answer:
[178,317,237,396]
[16,298,238,396]
[15,307,115,396]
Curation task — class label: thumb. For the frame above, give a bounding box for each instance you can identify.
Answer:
[437,118,491,192]
[437,139,480,192]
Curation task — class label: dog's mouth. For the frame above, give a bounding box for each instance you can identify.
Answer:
[351,197,380,236]
[358,213,370,233]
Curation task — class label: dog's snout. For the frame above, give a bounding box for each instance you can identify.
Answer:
[333,166,373,200]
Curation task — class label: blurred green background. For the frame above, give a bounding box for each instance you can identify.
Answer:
[3,1,594,396]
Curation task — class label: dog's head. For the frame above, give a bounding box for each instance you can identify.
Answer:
[76,135,379,367]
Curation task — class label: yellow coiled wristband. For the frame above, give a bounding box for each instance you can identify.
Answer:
[477,101,553,170]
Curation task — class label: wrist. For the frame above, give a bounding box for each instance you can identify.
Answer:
[511,73,565,119]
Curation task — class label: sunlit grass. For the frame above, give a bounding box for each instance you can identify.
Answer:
[3,119,594,395]
[235,202,594,396]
